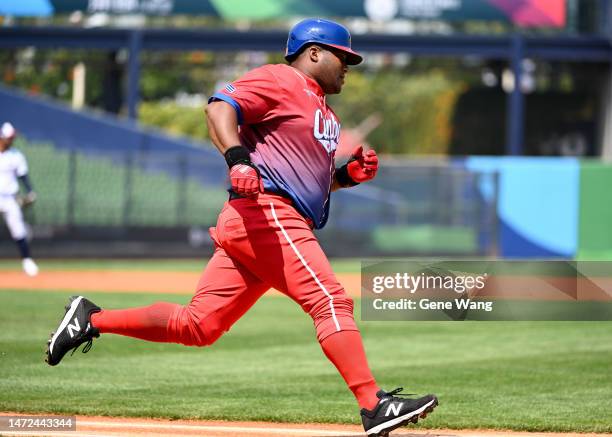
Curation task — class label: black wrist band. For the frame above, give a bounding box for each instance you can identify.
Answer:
[335,165,359,187]
[224,145,251,168]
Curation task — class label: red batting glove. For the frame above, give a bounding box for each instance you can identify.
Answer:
[229,163,264,197]
[346,145,379,183]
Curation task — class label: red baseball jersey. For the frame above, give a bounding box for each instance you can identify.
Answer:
[209,64,341,229]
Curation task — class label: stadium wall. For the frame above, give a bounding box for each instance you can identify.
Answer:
[2,84,610,259]
[465,157,580,258]
[578,161,612,260]
[0,84,217,159]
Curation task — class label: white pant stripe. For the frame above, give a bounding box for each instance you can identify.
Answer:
[269,202,341,332]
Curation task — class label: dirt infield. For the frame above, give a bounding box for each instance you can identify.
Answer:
[0,271,362,296]
[5,270,612,301]
[0,414,610,437]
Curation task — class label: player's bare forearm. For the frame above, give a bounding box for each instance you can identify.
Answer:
[205,101,242,155]
[207,100,264,196]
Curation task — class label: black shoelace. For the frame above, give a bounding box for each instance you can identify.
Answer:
[385,387,416,399]
[70,338,93,356]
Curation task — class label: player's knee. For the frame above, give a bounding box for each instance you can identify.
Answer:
[169,306,225,347]
[183,313,227,347]
[309,295,354,323]
[196,320,227,346]
[331,296,355,319]
[311,296,358,342]
[9,228,27,241]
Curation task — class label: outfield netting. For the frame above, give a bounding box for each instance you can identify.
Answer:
[18,139,227,228]
[12,139,498,257]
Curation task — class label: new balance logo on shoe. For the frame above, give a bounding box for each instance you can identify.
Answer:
[67,317,80,338]
[361,388,438,437]
[45,296,101,366]
[385,402,403,417]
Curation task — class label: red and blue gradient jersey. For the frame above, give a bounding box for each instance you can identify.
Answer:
[209,64,341,229]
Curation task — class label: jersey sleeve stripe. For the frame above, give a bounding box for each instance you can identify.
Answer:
[208,93,244,125]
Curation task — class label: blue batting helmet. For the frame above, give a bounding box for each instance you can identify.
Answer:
[285,18,363,65]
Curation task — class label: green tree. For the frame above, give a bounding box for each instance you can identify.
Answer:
[330,70,464,154]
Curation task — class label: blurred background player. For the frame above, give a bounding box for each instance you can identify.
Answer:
[0,122,39,276]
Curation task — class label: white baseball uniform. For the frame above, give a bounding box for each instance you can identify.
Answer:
[0,148,29,240]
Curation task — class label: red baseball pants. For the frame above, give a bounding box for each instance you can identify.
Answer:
[92,193,379,409]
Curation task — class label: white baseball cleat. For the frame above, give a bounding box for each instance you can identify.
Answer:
[22,257,39,277]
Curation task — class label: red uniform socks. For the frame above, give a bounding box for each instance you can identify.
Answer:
[91,302,180,342]
[320,330,380,410]
[91,303,381,410]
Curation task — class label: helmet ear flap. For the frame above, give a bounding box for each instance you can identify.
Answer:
[286,43,318,63]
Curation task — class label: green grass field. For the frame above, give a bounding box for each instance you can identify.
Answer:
[1,288,611,432]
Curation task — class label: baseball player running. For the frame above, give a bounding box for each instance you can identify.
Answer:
[45,19,437,436]
[0,122,38,277]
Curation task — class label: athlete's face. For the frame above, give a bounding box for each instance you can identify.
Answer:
[0,137,13,152]
[312,45,348,95]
